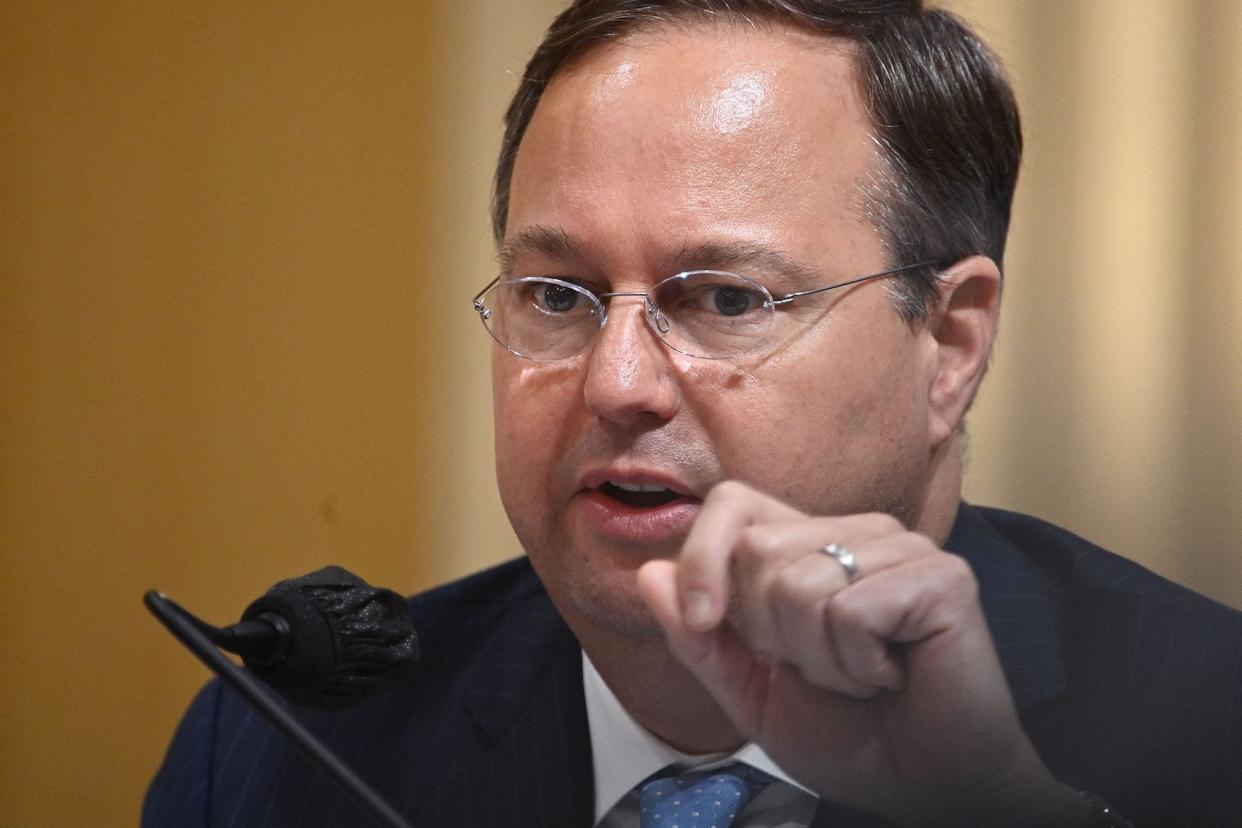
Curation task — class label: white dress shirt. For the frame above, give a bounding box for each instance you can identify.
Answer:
[583,654,819,827]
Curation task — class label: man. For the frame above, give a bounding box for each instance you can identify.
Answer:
[145,2,1242,826]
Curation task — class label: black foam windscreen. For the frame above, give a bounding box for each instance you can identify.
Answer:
[240,566,418,710]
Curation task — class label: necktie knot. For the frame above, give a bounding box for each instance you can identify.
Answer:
[638,763,773,828]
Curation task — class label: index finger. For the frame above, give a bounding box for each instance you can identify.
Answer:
[677,480,803,631]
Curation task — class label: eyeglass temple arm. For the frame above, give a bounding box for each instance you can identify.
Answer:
[770,260,942,305]
[473,260,944,309]
[472,277,500,309]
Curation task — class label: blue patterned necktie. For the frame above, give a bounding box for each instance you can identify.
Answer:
[638,763,774,828]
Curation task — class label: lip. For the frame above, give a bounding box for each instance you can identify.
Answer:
[574,467,703,545]
[578,468,697,496]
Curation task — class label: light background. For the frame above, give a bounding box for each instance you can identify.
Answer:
[2,1,1239,824]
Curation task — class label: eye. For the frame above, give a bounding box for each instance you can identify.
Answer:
[654,274,771,321]
[676,282,765,317]
[530,282,581,313]
[710,285,759,316]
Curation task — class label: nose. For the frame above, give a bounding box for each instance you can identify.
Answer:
[582,297,680,426]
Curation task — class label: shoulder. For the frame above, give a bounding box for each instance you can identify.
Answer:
[963,503,1242,675]
[145,557,578,827]
[407,555,545,614]
[960,505,1242,824]
[971,504,1239,616]
[403,556,565,673]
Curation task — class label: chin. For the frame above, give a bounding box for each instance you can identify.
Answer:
[530,549,668,642]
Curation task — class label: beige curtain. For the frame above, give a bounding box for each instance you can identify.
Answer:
[953,0,1242,598]
[1,2,1238,824]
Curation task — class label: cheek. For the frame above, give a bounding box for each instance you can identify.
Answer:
[491,357,583,491]
[690,325,929,512]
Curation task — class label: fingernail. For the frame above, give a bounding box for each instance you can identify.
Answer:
[684,590,713,629]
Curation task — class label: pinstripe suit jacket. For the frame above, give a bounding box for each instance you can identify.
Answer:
[144,505,1242,827]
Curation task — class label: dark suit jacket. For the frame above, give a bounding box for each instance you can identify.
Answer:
[143,505,1242,826]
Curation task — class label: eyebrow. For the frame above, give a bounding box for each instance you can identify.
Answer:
[497,225,584,275]
[497,225,826,292]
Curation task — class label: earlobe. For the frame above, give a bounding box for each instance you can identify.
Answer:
[925,256,1002,445]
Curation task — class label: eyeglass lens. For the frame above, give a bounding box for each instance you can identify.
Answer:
[476,271,775,361]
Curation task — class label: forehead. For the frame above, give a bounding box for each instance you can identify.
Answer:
[545,18,865,126]
[507,21,884,276]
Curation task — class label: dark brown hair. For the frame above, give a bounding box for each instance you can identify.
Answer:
[492,0,1022,321]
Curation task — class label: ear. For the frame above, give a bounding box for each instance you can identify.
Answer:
[924,255,1001,446]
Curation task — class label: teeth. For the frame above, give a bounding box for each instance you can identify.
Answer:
[609,480,672,493]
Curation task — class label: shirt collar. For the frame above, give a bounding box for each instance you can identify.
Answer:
[582,652,811,824]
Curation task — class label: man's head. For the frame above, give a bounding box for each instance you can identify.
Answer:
[494,0,1022,323]
[486,1,1018,644]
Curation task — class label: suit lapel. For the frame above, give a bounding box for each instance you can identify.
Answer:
[433,587,595,828]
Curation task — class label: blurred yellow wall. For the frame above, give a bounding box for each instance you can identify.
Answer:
[1,1,1238,825]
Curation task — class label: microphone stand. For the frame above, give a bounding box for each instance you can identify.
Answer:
[145,590,414,828]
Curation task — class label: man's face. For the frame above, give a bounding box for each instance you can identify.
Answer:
[493,23,942,640]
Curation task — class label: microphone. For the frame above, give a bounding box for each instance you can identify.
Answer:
[212,566,419,710]
[145,566,418,828]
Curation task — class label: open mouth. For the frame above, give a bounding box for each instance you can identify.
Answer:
[578,475,701,542]
[598,481,686,508]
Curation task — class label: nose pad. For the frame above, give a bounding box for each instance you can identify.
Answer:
[595,297,660,355]
[650,305,671,336]
[584,297,679,422]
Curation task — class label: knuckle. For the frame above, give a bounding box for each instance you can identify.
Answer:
[739,524,782,558]
[940,551,975,581]
[943,553,973,593]
[851,511,904,535]
[825,588,868,629]
[707,479,751,505]
[933,552,979,596]
[769,561,813,605]
[899,530,939,556]
[734,529,765,568]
